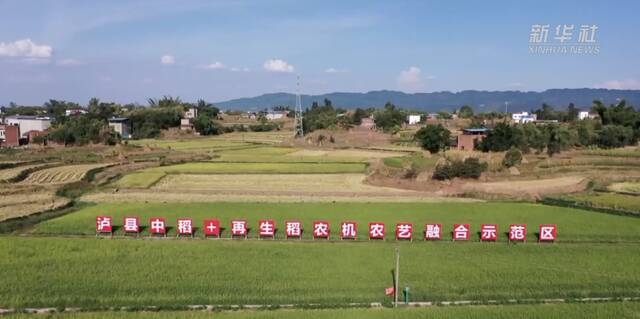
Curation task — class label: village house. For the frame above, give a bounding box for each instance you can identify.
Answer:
[406,114,422,125]
[359,117,376,129]
[0,124,20,147]
[265,111,287,120]
[180,107,198,131]
[4,115,52,139]
[108,117,132,139]
[511,112,537,123]
[578,109,598,120]
[65,108,88,116]
[456,128,489,151]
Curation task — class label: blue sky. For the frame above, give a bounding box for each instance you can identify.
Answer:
[0,0,639,105]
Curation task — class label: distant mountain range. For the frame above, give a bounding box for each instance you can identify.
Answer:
[215,89,640,112]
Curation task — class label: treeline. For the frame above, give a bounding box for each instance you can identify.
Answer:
[302,99,410,133]
[3,97,223,145]
[477,100,639,156]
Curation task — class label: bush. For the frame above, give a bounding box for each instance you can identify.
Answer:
[597,125,634,148]
[432,157,488,180]
[502,147,523,167]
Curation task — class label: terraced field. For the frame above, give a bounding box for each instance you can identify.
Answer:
[0,190,70,222]
[19,164,111,185]
[0,164,49,182]
[609,181,640,194]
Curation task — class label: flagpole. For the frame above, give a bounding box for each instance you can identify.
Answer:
[394,247,400,308]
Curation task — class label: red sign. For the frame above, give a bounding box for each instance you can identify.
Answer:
[509,224,527,241]
[123,216,139,233]
[425,223,442,240]
[96,216,112,233]
[385,287,395,296]
[149,217,166,235]
[177,218,193,235]
[368,222,385,239]
[259,219,276,238]
[453,224,470,241]
[539,224,557,242]
[285,220,302,238]
[340,221,357,239]
[396,223,413,240]
[313,221,330,239]
[480,224,498,241]
[203,219,220,237]
[231,220,247,237]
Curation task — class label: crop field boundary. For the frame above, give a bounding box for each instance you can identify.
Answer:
[1,296,638,315]
[540,197,640,218]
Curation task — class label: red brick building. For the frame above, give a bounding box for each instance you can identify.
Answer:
[456,128,488,151]
[0,124,20,147]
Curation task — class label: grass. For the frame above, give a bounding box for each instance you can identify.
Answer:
[560,192,640,212]
[583,147,640,158]
[114,172,166,188]
[32,202,640,242]
[1,236,639,309]
[3,302,640,318]
[383,153,440,170]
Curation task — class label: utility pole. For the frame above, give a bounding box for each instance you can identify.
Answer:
[504,101,509,114]
[394,247,400,308]
[294,75,304,138]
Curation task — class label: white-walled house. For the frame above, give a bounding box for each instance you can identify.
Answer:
[108,117,131,139]
[4,115,52,138]
[512,112,537,123]
[406,114,422,125]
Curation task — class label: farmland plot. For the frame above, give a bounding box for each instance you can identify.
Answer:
[19,164,111,185]
[0,164,49,182]
[0,190,70,222]
[0,237,639,309]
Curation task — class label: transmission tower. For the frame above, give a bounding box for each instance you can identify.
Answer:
[294,75,304,138]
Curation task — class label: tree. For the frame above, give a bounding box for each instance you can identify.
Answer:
[545,124,573,157]
[566,103,579,122]
[522,123,547,153]
[193,115,221,135]
[374,102,404,133]
[597,125,634,148]
[458,105,474,119]
[195,99,220,118]
[477,122,525,152]
[302,100,338,133]
[147,96,183,108]
[414,124,451,154]
[352,108,369,125]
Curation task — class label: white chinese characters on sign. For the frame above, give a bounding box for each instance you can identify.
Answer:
[453,224,470,241]
[231,220,247,237]
[396,223,413,240]
[313,221,330,239]
[285,221,302,238]
[341,222,357,239]
[259,219,275,237]
[123,217,139,233]
[509,224,527,241]
[539,224,557,242]
[369,222,385,239]
[203,219,220,236]
[150,217,166,235]
[480,224,498,241]
[177,218,193,235]
[96,216,112,233]
[425,224,441,240]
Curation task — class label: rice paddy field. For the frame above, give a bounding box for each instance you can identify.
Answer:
[3,302,640,319]
[560,192,640,212]
[19,164,111,185]
[1,236,639,309]
[0,163,49,182]
[114,162,368,188]
[32,202,640,242]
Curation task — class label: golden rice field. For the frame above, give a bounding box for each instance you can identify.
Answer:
[19,164,110,185]
[286,149,408,159]
[0,164,49,182]
[0,190,70,222]
[608,181,640,194]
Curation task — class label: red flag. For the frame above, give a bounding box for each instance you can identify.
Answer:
[385,287,395,296]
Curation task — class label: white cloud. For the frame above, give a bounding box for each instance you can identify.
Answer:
[397,66,426,92]
[263,58,294,73]
[231,67,250,72]
[593,79,640,90]
[0,38,52,58]
[161,54,175,65]
[203,61,226,70]
[56,58,84,66]
[325,67,348,73]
